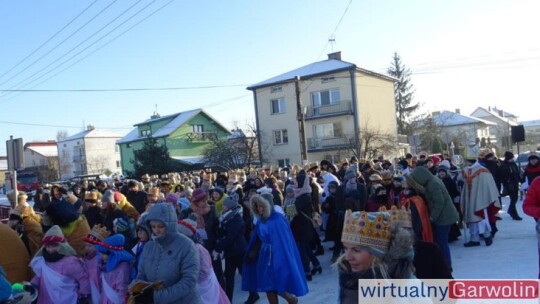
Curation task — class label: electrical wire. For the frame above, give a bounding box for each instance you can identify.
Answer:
[0,0,119,88]
[0,84,250,93]
[0,0,99,82]
[1,0,153,98]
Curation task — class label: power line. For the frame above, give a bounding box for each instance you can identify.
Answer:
[0,84,250,93]
[0,0,175,104]
[0,0,119,88]
[0,0,99,82]
[1,0,150,97]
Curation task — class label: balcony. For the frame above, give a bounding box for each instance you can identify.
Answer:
[185,132,218,142]
[73,155,86,162]
[305,101,353,120]
[307,137,351,151]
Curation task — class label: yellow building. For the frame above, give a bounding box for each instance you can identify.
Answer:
[247,52,398,166]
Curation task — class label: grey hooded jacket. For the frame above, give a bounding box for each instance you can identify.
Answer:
[137,203,201,303]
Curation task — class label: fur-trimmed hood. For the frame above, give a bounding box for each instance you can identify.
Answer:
[249,194,273,220]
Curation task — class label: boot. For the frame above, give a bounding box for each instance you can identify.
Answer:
[244,292,260,304]
[281,292,299,304]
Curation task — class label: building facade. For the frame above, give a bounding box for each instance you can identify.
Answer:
[470,106,518,151]
[117,109,231,175]
[247,52,398,166]
[57,126,122,180]
[23,141,59,182]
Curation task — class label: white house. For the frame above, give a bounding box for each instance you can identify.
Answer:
[23,141,58,169]
[470,106,519,151]
[57,125,122,180]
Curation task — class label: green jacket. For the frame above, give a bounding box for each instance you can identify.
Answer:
[406,166,459,226]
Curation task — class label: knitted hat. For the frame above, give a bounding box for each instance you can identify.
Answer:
[439,160,451,171]
[83,224,110,245]
[344,165,358,180]
[341,210,391,257]
[47,200,79,227]
[113,217,130,233]
[177,198,190,210]
[96,234,134,273]
[165,193,179,205]
[529,153,539,161]
[177,214,197,239]
[38,225,76,257]
[192,188,208,203]
[102,190,115,204]
[504,151,514,161]
[223,193,239,209]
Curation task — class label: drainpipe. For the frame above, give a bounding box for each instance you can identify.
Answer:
[349,68,360,157]
[252,90,263,165]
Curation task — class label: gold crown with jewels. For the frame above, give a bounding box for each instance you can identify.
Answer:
[380,205,412,229]
[341,209,391,256]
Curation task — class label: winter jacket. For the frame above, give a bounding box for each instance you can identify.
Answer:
[102,208,128,233]
[440,176,460,200]
[180,205,219,253]
[137,203,201,304]
[497,160,521,192]
[523,177,540,220]
[22,214,44,257]
[116,193,140,221]
[291,193,317,241]
[407,166,459,226]
[0,223,30,283]
[84,205,103,229]
[413,240,453,279]
[523,163,540,185]
[215,206,247,259]
[126,190,149,214]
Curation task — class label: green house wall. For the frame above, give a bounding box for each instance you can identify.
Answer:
[119,112,230,175]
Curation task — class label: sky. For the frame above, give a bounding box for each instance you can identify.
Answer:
[1,0,539,155]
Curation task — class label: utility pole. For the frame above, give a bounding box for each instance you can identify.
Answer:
[295,76,308,165]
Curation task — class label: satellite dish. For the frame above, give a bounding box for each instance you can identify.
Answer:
[452,155,464,166]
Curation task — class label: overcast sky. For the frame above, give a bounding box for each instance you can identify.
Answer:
[1,0,538,154]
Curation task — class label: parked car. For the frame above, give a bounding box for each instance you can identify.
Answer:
[517,150,540,170]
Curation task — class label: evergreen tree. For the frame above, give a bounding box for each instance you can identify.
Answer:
[388,52,420,135]
[131,138,174,177]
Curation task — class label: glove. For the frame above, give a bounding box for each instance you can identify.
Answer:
[136,288,154,303]
[212,251,222,261]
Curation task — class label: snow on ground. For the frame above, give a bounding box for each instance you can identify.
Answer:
[1,194,536,303]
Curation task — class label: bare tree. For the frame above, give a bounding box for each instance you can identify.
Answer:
[36,157,60,183]
[358,126,398,160]
[87,156,110,175]
[56,130,69,141]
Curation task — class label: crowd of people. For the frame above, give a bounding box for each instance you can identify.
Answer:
[0,147,537,303]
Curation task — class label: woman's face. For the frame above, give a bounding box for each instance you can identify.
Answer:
[343,242,373,272]
[211,191,221,201]
[254,179,262,187]
[256,203,264,216]
[53,188,62,200]
[150,221,166,237]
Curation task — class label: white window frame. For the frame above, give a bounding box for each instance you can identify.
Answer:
[313,122,343,138]
[311,88,340,108]
[274,129,288,145]
[141,129,151,137]
[191,124,204,133]
[271,97,286,114]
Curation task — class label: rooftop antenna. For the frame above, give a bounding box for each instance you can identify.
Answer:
[329,36,336,52]
[151,104,160,119]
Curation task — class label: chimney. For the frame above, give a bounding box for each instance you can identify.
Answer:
[87,124,95,131]
[488,106,491,111]
[327,51,342,61]
[455,108,460,114]
[498,110,504,117]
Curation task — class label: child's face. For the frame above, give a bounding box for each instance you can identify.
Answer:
[45,243,60,254]
[137,229,149,242]
[212,192,221,201]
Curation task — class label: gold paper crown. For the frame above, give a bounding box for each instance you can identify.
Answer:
[341,210,391,256]
[380,205,412,228]
[83,224,110,244]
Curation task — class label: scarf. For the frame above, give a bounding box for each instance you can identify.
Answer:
[293,173,312,198]
[219,205,243,227]
[42,249,65,263]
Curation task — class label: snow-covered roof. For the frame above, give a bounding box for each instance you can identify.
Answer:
[247,59,396,90]
[171,155,205,165]
[520,119,540,127]
[470,107,519,126]
[26,145,58,157]
[117,108,230,144]
[432,111,497,127]
[60,129,122,142]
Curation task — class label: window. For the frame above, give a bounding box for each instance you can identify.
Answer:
[116,161,120,168]
[141,129,151,137]
[192,124,204,133]
[314,123,343,138]
[271,98,286,114]
[271,86,282,93]
[321,77,335,83]
[274,129,288,145]
[278,159,290,168]
[311,88,340,108]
